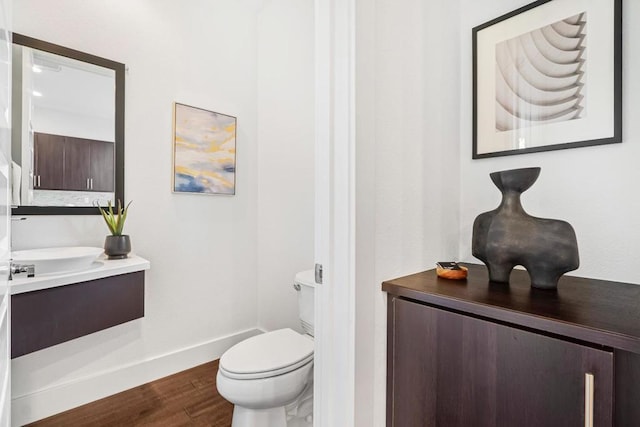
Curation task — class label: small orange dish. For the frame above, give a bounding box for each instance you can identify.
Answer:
[436,263,468,280]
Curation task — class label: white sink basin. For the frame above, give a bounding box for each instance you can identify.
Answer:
[12,247,104,276]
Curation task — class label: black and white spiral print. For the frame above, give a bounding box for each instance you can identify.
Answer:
[495,13,586,132]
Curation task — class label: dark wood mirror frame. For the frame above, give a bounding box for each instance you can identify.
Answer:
[11,33,124,215]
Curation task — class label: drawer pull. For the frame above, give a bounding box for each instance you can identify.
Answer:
[584,373,594,427]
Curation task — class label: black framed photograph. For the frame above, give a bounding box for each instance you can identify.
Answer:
[472,0,622,159]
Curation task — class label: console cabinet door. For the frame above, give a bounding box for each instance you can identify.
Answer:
[388,297,613,427]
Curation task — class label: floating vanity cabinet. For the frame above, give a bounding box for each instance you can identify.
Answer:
[383,264,640,427]
[34,132,115,192]
[11,270,145,358]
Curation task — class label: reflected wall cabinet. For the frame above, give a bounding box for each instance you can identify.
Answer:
[383,264,640,427]
[34,132,114,192]
[33,132,63,189]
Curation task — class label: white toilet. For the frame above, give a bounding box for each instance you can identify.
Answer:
[217,270,316,427]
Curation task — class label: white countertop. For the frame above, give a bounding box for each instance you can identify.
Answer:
[10,254,150,295]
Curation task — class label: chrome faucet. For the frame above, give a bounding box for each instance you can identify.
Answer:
[9,262,35,280]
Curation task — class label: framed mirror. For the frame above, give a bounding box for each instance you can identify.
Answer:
[11,34,124,215]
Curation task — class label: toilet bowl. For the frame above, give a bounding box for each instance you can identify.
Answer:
[217,270,316,427]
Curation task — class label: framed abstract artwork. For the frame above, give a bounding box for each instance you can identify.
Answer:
[472,0,622,159]
[173,103,237,195]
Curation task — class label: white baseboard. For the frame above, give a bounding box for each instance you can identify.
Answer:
[11,328,262,426]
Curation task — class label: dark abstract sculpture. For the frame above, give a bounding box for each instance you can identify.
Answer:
[472,167,579,290]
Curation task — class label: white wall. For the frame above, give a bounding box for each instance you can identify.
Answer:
[256,0,315,333]
[355,0,462,425]
[11,0,264,423]
[32,107,114,142]
[458,0,640,285]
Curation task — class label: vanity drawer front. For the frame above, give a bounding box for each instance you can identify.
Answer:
[387,297,614,427]
[11,271,144,358]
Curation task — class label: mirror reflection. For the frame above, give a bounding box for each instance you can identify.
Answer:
[11,44,115,207]
[10,34,124,215]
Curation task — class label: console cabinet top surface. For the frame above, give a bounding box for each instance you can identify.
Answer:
[382,264,640,354]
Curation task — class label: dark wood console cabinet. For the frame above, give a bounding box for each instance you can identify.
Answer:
[383,264,640,427]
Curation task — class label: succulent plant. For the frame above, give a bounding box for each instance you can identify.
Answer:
[98,200,132,236]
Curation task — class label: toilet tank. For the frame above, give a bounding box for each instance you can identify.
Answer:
[295,270,317,337]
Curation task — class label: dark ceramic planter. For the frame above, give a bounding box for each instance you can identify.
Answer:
[104,235,131,260]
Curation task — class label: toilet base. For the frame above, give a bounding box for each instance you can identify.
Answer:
[231,406,313,427]
[232,406,287,427]
[285,381,313,426]
[231,382,313,427]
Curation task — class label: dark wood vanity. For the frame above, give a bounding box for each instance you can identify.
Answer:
[11,271,144,358]
[383,264,640,426]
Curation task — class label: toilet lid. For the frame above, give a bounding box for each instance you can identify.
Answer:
[220,328,314,379]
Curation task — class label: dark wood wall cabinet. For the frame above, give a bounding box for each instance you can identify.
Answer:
[383,264,640,427]
[34,132,115,192]
[11,271,145,358]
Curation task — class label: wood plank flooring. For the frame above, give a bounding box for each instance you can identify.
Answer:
[26,360,233,427]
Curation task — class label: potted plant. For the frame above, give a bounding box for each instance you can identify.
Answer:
[99,200,132,259]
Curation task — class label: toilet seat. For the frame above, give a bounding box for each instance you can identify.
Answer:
[219,328,314,380]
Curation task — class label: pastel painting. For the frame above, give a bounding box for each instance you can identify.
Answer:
[173,103,236,195]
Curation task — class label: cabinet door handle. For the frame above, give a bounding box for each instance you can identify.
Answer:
[86,178,90,189]
[33,175,36,188]
[90,178,93,190]
[584,373,594,427]
[37,175,40,187]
